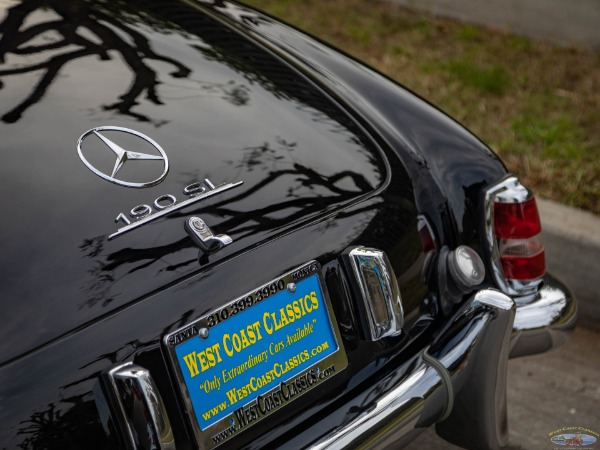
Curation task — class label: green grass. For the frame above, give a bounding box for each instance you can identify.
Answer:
[243,0,600,214]
[456,25,480,42]
[511,114,581,159]
[444,58,510,95]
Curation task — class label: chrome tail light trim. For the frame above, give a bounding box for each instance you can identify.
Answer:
[484,176,543,296]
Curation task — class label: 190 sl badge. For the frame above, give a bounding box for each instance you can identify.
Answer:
[77,127,243,240]
[163,261,348,449]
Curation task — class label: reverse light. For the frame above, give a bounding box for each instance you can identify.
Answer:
[448,245,486,290]
[485,177,545,295]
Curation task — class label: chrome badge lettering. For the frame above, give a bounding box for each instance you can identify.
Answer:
[77,126,169,188]
[168,325,199,346]
[77,127,243,240]
[110,179,243,240]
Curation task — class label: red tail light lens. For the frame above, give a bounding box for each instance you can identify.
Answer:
[493,188,545,281]
[493,198,542,239]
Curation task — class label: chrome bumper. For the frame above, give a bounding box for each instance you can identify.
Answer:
[509,273,577,358]
[308,276,576,450]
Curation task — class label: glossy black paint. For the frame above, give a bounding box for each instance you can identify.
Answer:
[203,1,507,244]
[0,0,507,449]
[0,0,391,364]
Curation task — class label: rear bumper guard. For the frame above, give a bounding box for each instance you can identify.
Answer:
[310,289,515,450]
[309,277,576,450]
[509,273,577,358]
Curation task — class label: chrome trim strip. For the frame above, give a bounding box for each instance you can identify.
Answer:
[108,180,243,240]
[309,363,437,450]
[103,363,176,450]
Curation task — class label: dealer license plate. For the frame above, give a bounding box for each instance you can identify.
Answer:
[164,261,348,449]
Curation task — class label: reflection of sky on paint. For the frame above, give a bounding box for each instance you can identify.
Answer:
[174,274,338,429]
[0,10,384,188]
[0,0,18,8]
[0,3,384,234]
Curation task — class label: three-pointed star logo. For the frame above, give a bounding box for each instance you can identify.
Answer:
[92,130,165,178]
[77,126,169,188]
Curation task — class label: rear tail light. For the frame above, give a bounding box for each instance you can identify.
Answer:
[485,177,545,295]
[417,215,436,253]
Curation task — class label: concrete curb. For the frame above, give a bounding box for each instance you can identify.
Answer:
[538,199,600,328]
[387,0,600,49]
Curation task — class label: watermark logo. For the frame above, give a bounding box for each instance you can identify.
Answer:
[549,427,598,448]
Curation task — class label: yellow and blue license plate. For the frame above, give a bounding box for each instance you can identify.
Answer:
[164,261,347,449]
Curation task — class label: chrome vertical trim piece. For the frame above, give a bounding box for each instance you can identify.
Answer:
[434,289,515,449]
[103,363,176,450]
[348,247,404,340]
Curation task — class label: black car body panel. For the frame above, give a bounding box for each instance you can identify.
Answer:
[0,0,396,365]
[0,1,573,450]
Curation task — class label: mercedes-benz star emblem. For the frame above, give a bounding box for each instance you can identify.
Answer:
[77,126,169,188]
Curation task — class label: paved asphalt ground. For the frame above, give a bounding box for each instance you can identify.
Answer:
[386,0,600,448]
[388,0,600,49]
[405,327,600,450]
[538,200,600,329]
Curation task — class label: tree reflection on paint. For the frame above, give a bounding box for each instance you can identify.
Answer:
[0,0,191,123]
[0,0,254,124]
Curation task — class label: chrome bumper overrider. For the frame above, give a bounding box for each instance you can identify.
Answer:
[309,277,576,450]
[509,273,577,358]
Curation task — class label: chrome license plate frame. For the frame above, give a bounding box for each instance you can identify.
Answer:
[163,261,348,449]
